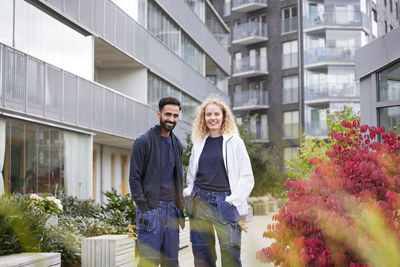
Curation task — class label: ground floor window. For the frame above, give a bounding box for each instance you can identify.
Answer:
[379,106,400,133]
[0,117,91,197]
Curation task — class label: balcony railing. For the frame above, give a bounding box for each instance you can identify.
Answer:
[305,122,329,137]
[305,83,360,102]
[304,10,370,30]
[281,17,298,34]
[233,56,268,77]
[233,90,268,110]
[0,43,158,140]
[304,47,356,66]
[232,0,268,12]
[250,124,269,141]
[233,22,268,45]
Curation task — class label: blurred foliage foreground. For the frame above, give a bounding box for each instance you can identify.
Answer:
[258,109,400,266]
[0,190,136,266]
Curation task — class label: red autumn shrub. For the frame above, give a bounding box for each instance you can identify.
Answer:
[258,121,400,266]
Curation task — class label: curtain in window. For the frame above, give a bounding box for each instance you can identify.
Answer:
[63,131,92,199]
[0,118,5,195]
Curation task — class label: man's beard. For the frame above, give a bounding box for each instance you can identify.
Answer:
[160,118,176,132]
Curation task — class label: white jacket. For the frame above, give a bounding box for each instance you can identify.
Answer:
[183,133,254,216]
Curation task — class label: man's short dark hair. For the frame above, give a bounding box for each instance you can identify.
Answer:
[159,96,181,111]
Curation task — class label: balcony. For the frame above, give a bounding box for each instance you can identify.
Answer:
[305,83,360,104]
[281,17,298,34]
[304,10,370,32]
[233,56,268,78]
[233,22,268,45]
[305,122,329,137]
[0,43,157,140]
[233,90,269,111]
[250,124,269,142]
[232,0,268,13]
[304,47,355,68]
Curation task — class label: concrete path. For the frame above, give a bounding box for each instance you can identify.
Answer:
[179,215,276,266]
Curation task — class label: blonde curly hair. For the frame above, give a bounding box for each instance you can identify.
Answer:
[191,97,239,142]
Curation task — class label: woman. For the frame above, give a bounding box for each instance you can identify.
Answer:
[183,98,254,267]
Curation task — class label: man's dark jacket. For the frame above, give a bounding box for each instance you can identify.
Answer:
[129,125,184,225]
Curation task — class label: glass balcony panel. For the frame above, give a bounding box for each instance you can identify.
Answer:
[304,10,370,29]
[283,123,299,139]
[281,17,298,34]
[305,122,329,137]
[305,82,360,101]
[282,52,298,69]
[232,0,268,12]
[233,21,268,44]
[304,47,355,65]
[233,55,268,76]
[233,90,268,108]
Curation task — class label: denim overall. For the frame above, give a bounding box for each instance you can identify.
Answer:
[136,201,182,267]
[186,186,242,267]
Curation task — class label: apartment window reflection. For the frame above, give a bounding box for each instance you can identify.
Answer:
[283,110,299,138]
[378,61,400,102]
[282,40,298,69]
[283,75,298,104]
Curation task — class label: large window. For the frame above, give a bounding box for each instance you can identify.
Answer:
[182,32,204,74]
[378,61,400,102]
[147,0,180,55]
[282,40,298,69]
[379,106,400,133]
[282,6,298,34]
[283,110,299,138]
[283,75,298,104]
[148,72,200,123]
[2,118,91,198]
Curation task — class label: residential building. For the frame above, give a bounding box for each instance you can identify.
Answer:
[356,26,400,133]
[214,0,399,167]
[0,0,229,202]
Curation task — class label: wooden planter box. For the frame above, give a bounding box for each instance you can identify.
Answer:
[81,235,135,267]
[0,252,61,267]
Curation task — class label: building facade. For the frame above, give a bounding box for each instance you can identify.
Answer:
[356,26,400,132]
[214,0,399,167]
[0,0,229,202]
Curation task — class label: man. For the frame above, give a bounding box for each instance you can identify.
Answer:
[129,96,185,267]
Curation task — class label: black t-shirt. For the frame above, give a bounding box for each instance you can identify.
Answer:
[159,136,176,202]
[195,136,230,192]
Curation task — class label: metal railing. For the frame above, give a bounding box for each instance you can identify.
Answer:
[305,83,360,101]
[281,17,298,34]
[304,10,370,29]
[233,21,268,41]
[0,43,158,140]
[233,56,268,74]
[233,90,268,108]
[232,0,268,9]
[304,47,356,65]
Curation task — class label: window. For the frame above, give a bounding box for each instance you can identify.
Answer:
[378,61,400,102]
[281,6,298,33]
[283,75,298,104]
[282,40,298,69]
[390,0,393,12]
[283,110,299,138]
[379,106,400,133]
[249,114,268,140]
[372,9,377,22]
[233,52,242,73]
[224,0,231,16]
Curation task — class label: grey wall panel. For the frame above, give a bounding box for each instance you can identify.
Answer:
[103,89,115,133]
[115,8,125,50]
[65,0,79,20]
[45,65,62,121]
[79,0,92,28]
[63,72,78,124]
[91,84,104,130]
[93,0,105,36]
[359,76,375,126]
[78,78,91,127]
[125,17,135,56]
[154,0,230,74]
[26,56,45,116]
[115,94,125,135]
[125,98,135,138]
[46,0,63,11]
[104,1,116,43]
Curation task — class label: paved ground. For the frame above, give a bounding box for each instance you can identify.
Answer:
[179,214,276,266]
